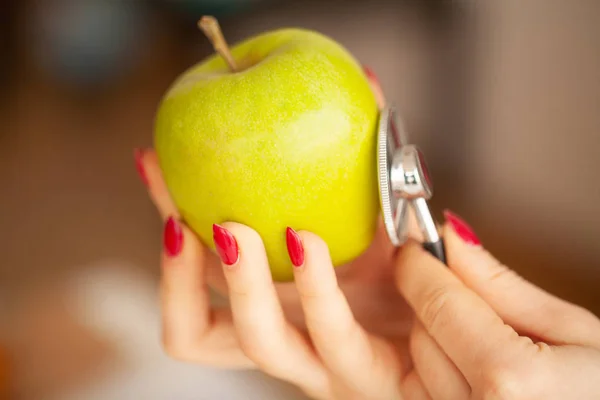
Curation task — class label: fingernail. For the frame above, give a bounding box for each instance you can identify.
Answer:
[363,66,380,85]
[133,148,148,186]
[164,217,183,257]
[444,210,481,246]
[213,224,239,266]
[286,227,305,267]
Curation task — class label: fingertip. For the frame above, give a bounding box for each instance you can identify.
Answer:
[164,216,184,258]
[442,210,482,247]
[161,217,204,267]
[364,66,378,82]
[215,222,271,267]
[441,222,492,274]
[213,222,272,287]
[292,231,337,278]
[139,148,160,179]
[286,227,305,268]
[363,65,385,109]
[394,240,423,289]
[142,147,158,161]
[296,231,331,262]
[442,222,479,249]
[212,223,240,267]
[138,148,180,220]
[291,231,341,305]
[394,239,428,266]
[218,222,262,248]
[364,65,381,89]
[134,147,149,186]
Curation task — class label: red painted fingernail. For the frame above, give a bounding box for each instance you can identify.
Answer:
[444,210,481,246]
[164,217,183,257]
[286,227,305,267]
[133,148,148,186]
[363,66,380,85]
[213,224,239,266]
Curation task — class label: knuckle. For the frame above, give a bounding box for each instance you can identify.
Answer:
[237,326,297,379]
[409,323,427,355]
[227,285,252,298]
[533,341,553,354]
[240,342,284,377]
[298,285,339,308]
[482,368,525,400]
[486,261,521,285]
[481,363,545,400]
[238,333,277,369]
[419,284,460,332]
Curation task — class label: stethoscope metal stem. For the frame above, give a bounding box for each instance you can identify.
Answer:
[412,198,446,263]
[412,198,439,243]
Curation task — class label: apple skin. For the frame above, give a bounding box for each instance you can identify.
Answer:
[154,28,379,281]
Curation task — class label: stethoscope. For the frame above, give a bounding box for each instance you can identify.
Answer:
[377,105,447,264]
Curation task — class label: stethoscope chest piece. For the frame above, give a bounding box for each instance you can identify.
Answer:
[377,105,447,264]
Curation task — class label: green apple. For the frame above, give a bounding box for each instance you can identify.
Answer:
[154,21,379,281]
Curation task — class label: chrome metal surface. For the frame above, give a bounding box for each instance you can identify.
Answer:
[413,197,440,243]
[377,105,440,248]
[378,105,407,246]
[390,145,433,200]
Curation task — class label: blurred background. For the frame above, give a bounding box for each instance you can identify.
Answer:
[1,0,599,398]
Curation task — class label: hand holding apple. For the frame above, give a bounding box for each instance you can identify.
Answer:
[135,144,600,400]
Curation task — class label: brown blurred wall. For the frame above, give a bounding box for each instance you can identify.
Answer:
[466,1,600,309]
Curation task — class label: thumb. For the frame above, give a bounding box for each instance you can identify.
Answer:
[442,210,600,348]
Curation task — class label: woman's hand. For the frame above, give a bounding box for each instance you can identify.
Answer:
[135,164,600,400]
[134,67,600,398]
[395,216,600,399]
[133,68,420,399]
[136,145,416,397]
[136,150,600,398]
[134,146,414,399]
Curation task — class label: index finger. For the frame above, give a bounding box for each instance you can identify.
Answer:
[395,240,519,383]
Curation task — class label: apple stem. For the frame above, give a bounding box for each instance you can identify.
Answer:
[198,16,238,73]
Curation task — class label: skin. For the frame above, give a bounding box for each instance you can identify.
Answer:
[139,74,600,399]
[154,28,380,281]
